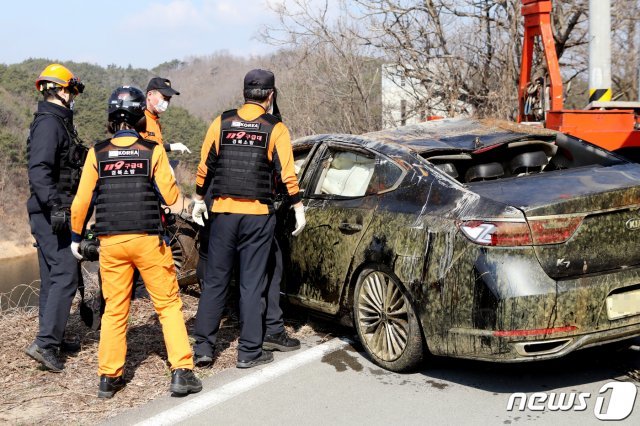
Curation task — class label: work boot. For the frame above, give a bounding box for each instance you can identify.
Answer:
[170,369,203,396]
[194,353,213,367]
[263,331,301,352]
[61,339,81,353]
[98,375,126,399]
[25,342,63,372]
[236,350,274,369]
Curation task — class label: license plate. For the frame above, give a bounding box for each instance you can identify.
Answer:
[606,289,640,320]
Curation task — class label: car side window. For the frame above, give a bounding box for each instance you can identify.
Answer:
[311,147,402,197]
[313,149,376,197]
[365,157,404,195]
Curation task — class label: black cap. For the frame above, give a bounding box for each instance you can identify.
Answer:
[243,69,275,90]
[146,77,180,96]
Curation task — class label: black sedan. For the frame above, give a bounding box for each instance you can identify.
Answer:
[275,118,640,372]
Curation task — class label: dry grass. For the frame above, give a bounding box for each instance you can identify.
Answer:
[0,269,326,425]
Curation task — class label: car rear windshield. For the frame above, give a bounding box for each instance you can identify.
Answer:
[422,133,627,184]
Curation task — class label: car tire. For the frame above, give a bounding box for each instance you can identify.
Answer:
[353,268,424,372]
[167,216,199,288]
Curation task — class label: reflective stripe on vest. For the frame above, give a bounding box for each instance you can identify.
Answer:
[92,138,162,236]
[210,109,280,204]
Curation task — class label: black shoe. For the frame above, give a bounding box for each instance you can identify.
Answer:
[170,369,202,395]
[236,350,274,369]
[194,353,213,367]
[263,331,301,352]
[98,375,126,399]
[61,339,81,353]
[25,343,63,372]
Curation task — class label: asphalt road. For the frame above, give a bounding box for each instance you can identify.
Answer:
[107,335,640,425]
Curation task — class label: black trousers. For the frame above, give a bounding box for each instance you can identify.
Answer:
[29,212,79,350]
[196,218,286,336]
[265,237,284,336]
[194,213,275,361]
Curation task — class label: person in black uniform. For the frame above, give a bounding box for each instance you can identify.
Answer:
[194,185,301,354]
[25,63,86,372]
[191,69,306,368]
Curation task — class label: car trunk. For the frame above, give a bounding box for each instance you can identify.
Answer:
[467,163,640,279]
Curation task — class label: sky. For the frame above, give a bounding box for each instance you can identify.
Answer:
[0,0,283,69]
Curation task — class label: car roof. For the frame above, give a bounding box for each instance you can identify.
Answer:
[363,117,558,153]
[294,117,559,155]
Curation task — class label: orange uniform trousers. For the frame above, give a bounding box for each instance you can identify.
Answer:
[98,235,193,377]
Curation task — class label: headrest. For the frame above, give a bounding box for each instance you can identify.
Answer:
[331,152,373,170]
[510,151,548,174]
[435,163,459,178]
[331,152,357,169]
[465,162,504,182]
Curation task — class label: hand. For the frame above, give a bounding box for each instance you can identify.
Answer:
[169,143,192,154]
[50,204,69,234]
[70,241,83,261]
[292,203,306,236]
[192,198,209,227]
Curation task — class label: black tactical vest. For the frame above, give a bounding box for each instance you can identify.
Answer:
[27,112,88,207]
[210,109,280,204]
[92,138,163,236]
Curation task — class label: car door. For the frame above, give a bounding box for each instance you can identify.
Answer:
[280,140,379,315]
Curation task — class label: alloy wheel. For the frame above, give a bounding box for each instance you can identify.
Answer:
[356,271,410,362]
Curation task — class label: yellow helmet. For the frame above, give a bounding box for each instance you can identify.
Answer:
[35,64,84,94]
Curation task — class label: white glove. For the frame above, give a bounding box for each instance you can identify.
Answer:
[70,241,83,261]
[192,199,209,227]
[169,143,192,154]
[292,204,306,236]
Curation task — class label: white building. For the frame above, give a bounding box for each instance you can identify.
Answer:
[381,63,474,129]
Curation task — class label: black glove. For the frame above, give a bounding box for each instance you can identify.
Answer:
[50,204,70,234]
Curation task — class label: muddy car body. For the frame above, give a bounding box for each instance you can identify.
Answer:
[276,118,640,372]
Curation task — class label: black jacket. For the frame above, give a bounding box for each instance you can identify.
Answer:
[27,101,75,214]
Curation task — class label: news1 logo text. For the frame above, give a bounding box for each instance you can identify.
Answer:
[506,382,637,420]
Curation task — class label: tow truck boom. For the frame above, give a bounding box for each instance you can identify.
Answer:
[517,0,640,155]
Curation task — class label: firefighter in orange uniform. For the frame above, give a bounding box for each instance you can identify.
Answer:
[141,77,190,154]
[191,69,306,368]
[130,77,188,300]
[70,86,201,398]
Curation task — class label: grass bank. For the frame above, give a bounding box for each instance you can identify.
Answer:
[0,269,326,424]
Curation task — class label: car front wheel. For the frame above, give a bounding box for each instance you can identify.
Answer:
[353,268,424,372]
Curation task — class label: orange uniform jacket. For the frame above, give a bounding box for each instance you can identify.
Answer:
[139,109,163,145]
[195,103,300,215]
[71,131,179,246]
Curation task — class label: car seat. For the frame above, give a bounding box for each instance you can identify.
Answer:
[320,152,375,196]
[509,151,548,175]
[435,162,459,179]
[464,162,504,182]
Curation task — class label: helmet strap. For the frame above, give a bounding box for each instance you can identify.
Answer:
[53,89,73,109]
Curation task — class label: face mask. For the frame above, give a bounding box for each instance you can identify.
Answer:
[155,99,169,113]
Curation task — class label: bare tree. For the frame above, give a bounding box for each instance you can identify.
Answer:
[161,0,638,135]
[611,0,640,101]
[263,0,382,135]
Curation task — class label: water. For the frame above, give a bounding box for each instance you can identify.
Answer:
[0,252,40,310]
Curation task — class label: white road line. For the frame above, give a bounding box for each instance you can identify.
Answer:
[135,337,350,426]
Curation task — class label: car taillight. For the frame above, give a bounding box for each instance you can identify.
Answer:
[459,216,583,247]
[459,221,532,246]
[528,216,583,245]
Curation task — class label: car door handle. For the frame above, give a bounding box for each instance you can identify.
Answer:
[338,222,363,233]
